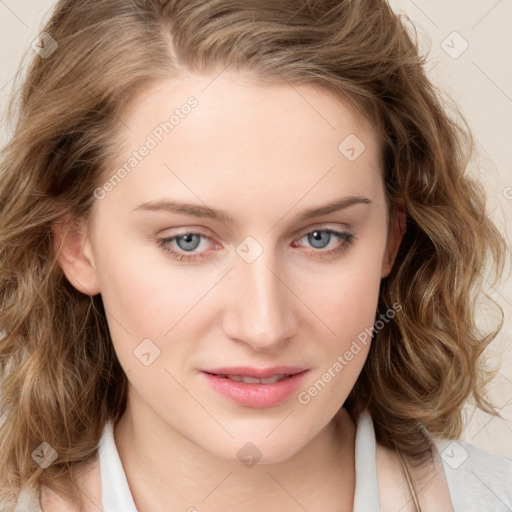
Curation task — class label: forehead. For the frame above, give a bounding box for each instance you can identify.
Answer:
[101,73,383,218]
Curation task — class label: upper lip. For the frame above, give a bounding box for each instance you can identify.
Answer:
[202,366,309,379]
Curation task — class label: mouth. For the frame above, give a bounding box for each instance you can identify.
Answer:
[202,365,309,379]
[209,373,293,384]
[200,366,309,408]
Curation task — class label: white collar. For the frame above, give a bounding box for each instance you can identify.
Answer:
[98,420,138,511]
[97,409,380,511]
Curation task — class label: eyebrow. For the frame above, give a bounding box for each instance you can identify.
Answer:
[132,195,372,222]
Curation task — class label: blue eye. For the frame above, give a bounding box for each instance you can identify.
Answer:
[306,230,338,249]
[292,228,355,258]
[174,233,202,252]
[156,232,209,261]
[157,228,355,262]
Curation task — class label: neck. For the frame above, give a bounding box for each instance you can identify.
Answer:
[114,389,356,512]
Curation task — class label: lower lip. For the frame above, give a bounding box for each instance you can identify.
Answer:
[201,371,309,408]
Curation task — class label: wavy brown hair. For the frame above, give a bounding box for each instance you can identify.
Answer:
[0,0,508,509]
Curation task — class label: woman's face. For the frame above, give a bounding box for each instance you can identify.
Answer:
[62,72,402,463]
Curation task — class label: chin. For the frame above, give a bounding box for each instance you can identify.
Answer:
[205,436,304,466]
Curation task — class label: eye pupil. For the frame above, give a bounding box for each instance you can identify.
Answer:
[308,230,330,249]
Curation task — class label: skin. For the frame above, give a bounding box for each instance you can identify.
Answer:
[47,72,452,511]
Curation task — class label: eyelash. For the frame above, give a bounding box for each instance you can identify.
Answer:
[156,228,355,262]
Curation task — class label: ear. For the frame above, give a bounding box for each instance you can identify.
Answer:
[381,201,407,278]
[52,213,101,296]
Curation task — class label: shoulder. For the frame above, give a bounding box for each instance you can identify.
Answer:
[435,437,512,510]
[375,441,454,512]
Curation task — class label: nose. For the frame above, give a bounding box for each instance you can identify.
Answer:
[221,249,297,352]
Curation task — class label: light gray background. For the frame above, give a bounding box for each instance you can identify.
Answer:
[1,1,511,458]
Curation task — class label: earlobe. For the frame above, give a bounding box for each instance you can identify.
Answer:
[381,205,407,278]
[52,214,101,296]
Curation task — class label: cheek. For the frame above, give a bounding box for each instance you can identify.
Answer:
[306,268,380,370]
[302,228,387,374]
[295,264,382,412]
[92,236,221,378]
[301,232,386,337]
[90,238,170,366]
[94,234,204,330]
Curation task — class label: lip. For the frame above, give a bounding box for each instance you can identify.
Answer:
[201,366,308,379]
[200,366,309,408]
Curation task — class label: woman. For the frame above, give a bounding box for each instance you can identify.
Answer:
[0,1,510,511]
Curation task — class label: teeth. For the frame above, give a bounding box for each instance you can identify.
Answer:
[224,374,290,384]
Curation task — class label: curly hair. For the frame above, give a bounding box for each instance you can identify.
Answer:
[0,0,507,509]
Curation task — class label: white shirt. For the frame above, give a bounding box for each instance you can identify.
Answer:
[12,409,512,511]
